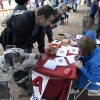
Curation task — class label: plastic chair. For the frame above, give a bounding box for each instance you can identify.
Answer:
[73,80,100,100]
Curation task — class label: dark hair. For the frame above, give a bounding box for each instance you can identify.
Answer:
[77,36,96,56]
[15,0,29,5]
[37,5,55,19]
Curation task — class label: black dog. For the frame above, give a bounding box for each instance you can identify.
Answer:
[60,13,69,25]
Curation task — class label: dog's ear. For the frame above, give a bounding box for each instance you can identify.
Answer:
[4,53,14,66]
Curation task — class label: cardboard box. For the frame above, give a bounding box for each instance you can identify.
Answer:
[61,39,69,46]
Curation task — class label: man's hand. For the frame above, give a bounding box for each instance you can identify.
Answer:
[73,61,83,69]
[39,53,46,60]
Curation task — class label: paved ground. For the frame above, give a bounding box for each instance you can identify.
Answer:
[0,1,100,100]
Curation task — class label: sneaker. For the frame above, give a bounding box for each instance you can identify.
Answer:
[70,88,79,94]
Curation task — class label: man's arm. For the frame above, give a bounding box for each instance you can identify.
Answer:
[37,27,46,60]
[36,27,45,53]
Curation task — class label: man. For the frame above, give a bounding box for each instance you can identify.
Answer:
[11,5,55,97]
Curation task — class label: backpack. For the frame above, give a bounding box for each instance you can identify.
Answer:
[0,10,24,50]
[1,10,24,28]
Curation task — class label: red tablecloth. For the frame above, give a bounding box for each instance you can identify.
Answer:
[32,47,79,100]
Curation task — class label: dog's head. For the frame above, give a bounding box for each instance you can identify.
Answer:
[0,47,38,81]
[4,48,38,72]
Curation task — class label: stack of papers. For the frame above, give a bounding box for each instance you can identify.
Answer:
[69,47,79,55]
[55,57,68,66]
[66,55,76,64]
[43,59,58,70]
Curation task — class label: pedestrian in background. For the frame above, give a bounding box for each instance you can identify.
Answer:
[90,0,97,19]
[0,0,4,9]
[13,0,29,12]
[96,0,100,39]
[8,0,11,5]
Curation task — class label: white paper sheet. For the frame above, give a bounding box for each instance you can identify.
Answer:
[51,40,61,45]
[64,33,72,39]
[66,55,76,64]
[31,71,49,100]
[43,59,58,70]
[76,35,82,40]
[55,57,68,66]
[96,39,100,44]
[69,47,79,55]
[56,47,68,57]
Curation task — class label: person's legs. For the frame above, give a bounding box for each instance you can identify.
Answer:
[8,0,11,5]
[96,18,100,39]
[0,2,4,9]
[46,26,53,43]
[90,14,95,19]
[75,4,77,11]
[47,32,53,43]
[90,14,95,25]
[60,17,63,25]
[43,26,53,43]
[66,14,68,23]
[41,0,44,6]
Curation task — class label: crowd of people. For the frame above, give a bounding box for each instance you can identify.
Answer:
[0,0,100,100]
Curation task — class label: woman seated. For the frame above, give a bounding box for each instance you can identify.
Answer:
[73,36,100,90]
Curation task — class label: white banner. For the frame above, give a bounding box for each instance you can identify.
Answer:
[31,71,49,100]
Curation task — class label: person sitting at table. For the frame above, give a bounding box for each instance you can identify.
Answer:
[70,36,100,94]
[70,16,96,46]
[43,3,67,43]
